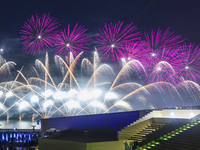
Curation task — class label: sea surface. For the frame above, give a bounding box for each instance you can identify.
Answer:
[0,120,41,129]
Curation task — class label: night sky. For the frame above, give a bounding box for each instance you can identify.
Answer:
[0,0,199,119]
[0,0,200,68]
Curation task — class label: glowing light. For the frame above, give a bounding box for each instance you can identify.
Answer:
[111,44,115,48]
[115,101,132,110]
[0,49,3,52]
[38,35,41,39]
[128,57,131,60]
[190,112,194,117]
[43,100,53,109]
[157,67,162,71]
[66,43,70,47]
[68,89,78,97]
[152,53,156,57]
[42,89,54,98]
[185,66,189,69]
[92,89,102,98]
[53,91,68,100]
[78,91,91,101]
[105,92,118,100]
[31,95,39,103]
[65,100,80,109]
[6,92,13,98]
[0,91,3,97]
[170,112,174,116]
[0,103,5,110]
[90,101,105,109]
[121,58,126,66]
[19,101,29,110]
[121,58,126,61]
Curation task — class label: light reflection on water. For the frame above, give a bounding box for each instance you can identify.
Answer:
[0,120,41,129]
[4,147,31,150]
[6,147,29,150]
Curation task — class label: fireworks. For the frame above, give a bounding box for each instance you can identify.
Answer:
[0,49,199,120]
[122,42,145,61]
[142,28,185,51]
[20,13,60,55]
[141,28,185,67]
[54,23,90,57]
[4,17,199,119]
[96,21,141,63]
[177,43,200,83]
[144,48,183,84]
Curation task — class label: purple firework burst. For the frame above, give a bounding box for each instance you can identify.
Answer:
[96,21,141,63]
[142,28,186,66]
[144,48,182,85]
[147,60,181,85]
[20,13,60,55]
[143,27,185,50]
[54,23,90,57]
[122,42,147,63]
[177,43,200,83]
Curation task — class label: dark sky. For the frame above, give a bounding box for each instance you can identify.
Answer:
[0,0,199,119]
[0,0,200,68]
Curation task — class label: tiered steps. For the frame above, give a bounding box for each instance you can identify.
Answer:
[128,111,154,127]
[118,111,167,141]
[129,123,163,142]
[118,111,154,140]
[139,119,200,150]
[138,118,189,146]
[150,121,200,150]
[119,109,200,148]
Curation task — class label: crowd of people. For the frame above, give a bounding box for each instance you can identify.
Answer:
[0,132,39,150]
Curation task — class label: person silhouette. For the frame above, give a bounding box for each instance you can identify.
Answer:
[123,141,130,150]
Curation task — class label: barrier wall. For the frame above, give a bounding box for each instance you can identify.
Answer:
[41,110,145,136]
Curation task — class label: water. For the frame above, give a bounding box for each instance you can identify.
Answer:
[0,120,41,130]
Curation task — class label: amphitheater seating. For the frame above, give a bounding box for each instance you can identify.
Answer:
[139,119,200,150]
[138,118,189,146]
[128,123,164,142]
